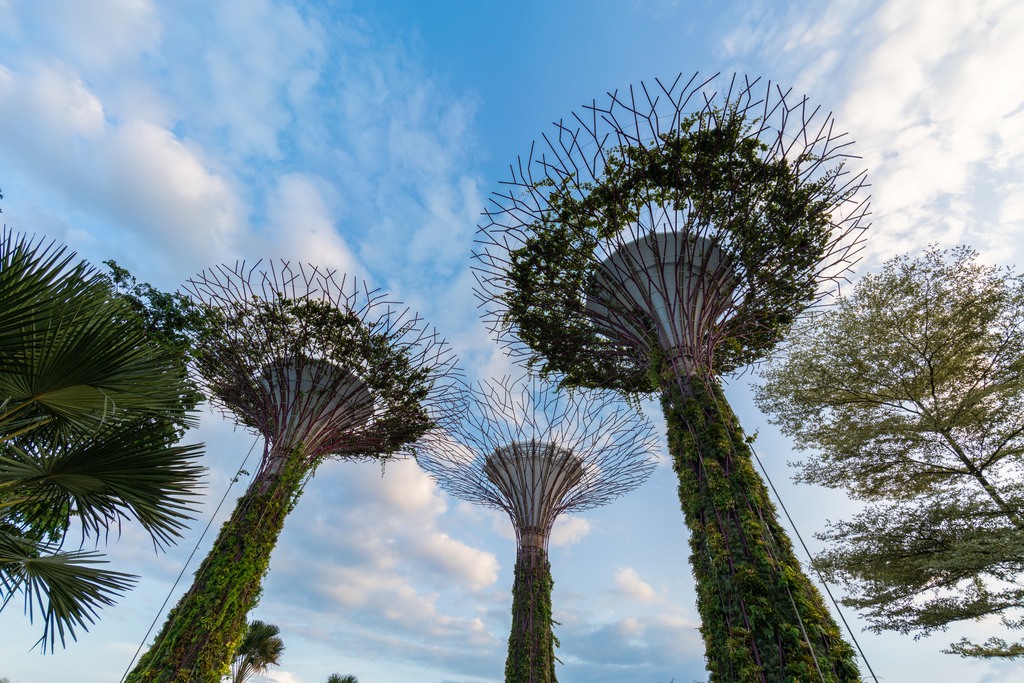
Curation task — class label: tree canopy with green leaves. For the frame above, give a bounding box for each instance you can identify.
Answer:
[324,675,358,683]
[502,110,849,395]
[756,246,1024,659]
[0,231,204,651]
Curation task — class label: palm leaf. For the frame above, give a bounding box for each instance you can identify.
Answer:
[1,232,197,444]
[1,230,206,648]
[1,420,205,548]
[0,231,80,361]
[231,619,285,683]
[0,526,136,652]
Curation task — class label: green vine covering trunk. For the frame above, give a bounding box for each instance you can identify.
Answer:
[505,547,558,683]
[126,458,306,683]
[663,377,861,683]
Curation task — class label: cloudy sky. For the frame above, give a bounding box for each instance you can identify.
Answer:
[2,0,1024,682]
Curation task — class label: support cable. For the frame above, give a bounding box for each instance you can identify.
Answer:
[119,435,260,683]
[706,387,824,683]
[750,442,881,683]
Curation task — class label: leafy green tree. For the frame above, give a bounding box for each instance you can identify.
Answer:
[756,246,1024,659]
[228,619,284,683]
[0,232,205,651]
[102,260,213,431]
[325,675,358,683]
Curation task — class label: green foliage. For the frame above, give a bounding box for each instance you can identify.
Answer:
[756,246,1024,656]
[503,109,843,393]
[325,675,358,683]
[946,628,1024,660]
[198,295,435,461]
[127,459,303,683]
[228,619,285,683]
[103,260,213,436]
[505,549,559,683]
[664,378,860,682]
[0,232,204,651]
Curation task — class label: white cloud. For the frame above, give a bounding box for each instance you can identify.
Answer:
[200,0,325,160]
[182,455,510,678]
[257,670,299,683]
[728,0,1024,265]
[26,0,161,68]
[0,63,244,270]
[0,63,104,158]
[290,460,501,590]
[308,564,492,644]
[550,515,592,548]
[104,121,241,258]
[261,173,365,277]
[612,566,661,604]
[487,508,516,543]
[558,611,703,671]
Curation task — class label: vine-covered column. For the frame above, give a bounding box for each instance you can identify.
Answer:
[126,461,304,683]
[505,547,558,683]
[663,377,861,683]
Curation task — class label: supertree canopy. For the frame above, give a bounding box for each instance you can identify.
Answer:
[416,374,657,683]
[473,73,871,682]
[128,261,460,683]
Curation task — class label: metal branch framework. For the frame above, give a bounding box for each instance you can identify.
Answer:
[186,260,462,473]
[128,261,462,683]
[417,374,657,550]
[416,374,656,683]
[469,72,871,683]
[474,72,871,390]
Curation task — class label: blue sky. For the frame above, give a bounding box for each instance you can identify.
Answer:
[2,1,1024,682]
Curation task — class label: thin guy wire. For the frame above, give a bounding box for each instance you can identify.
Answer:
[166,449,298,679]
[786,584,826,683]
[750,443,881,683]
[706,387,825,683]
[118,435,260,683]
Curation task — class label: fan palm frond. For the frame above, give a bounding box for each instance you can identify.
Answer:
[230,619,285,683]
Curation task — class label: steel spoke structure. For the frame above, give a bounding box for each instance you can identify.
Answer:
[472,72,871,682]
[128,261,461,683]
[416,374,657,683]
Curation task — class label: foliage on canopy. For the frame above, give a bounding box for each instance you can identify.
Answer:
[128,264,459,683]
[495,107,856,394]
[756,245,1024,658]
[192,286,446,465]
[0,231,204,651]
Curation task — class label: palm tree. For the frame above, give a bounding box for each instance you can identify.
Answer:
[325,675,358,683]
[229,619,285,683]
[0,231,205,651]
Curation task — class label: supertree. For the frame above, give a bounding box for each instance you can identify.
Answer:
[415,374,657,683]
[128,262,461,683]
[472,73,872,682]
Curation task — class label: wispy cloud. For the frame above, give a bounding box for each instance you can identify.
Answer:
[253,459,505,672]
[612,567,662,604]
[723,0,1024,266]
